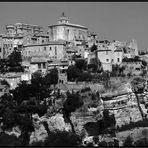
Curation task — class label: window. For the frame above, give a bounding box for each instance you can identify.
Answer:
[50,47,52,51]
[117,58,120,62]
[112,59,114,62]
[43,63,46,69]
[0,48,1,52]
[135,68,140,71]
[106,59,109,62]
[55,46,57,56]
[44,47,46,51]
[38,63,41,69]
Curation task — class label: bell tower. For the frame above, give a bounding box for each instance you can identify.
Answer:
[58,12,69,24]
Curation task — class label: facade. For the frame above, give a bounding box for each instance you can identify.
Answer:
[48,12,88,44]
[122,58,143,76]
[47,59,68,84]
[97,49,113,71]
[30,56,48,74]
[0,23,44,59]
[87,38,139,71]
[22,40,66,60]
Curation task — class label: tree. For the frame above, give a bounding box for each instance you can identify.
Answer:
[11,81,31,105]
[0,133,22,146]
[135,138,148,146]
[111,64,123,77]
[31,131,82,146]
[31,71,51,104]
[67,65,80,81]
[62,92,84,133]
[142,60,147,67]
[77,72,92,82]
[49,67,58,87]
[7,50,22,67]
[0,49,24,72]
[6,49,24,72]
[0,59,7,73]
[103,109,116,128]
[90,44,97,52]
[102,71,111,89]
[75,59,87,72]
[88,58,102,73]
[0,70,53,146]
[123,136,133,146]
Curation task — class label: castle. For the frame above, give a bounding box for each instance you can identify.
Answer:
[0,13,139,78]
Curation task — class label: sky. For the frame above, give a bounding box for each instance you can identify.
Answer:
[0,2,148,51]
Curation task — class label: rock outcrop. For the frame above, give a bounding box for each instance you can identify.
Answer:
[29,113,71,144]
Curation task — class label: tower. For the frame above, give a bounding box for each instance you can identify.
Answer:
[58,12,69,24]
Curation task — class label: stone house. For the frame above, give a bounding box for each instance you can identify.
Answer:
[47,59,68,84]
[122,57,143,76]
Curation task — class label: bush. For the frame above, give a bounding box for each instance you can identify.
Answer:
[123,136,133,146]
[77,72,92,82]
[31,131,82,146]
[134,138,148,146]
[0,133,22,146]
[81,87,91,93]
[118,119,148,132]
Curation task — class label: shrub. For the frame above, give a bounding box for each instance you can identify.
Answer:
[134,138,148,146]
[0,133,21,146]
[123,136,133,146]
[118,119,148,132]
[31,131,82,146]
[81,87,91,93]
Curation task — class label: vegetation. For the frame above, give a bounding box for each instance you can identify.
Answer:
[67,65,80,81]
[0,69,57,145]
[111,64,125,77]
[117,119,148,132]
[122,56,141,63]
[75,59,87,72]
[131,76,146,120]
[90,44,98,52]
[123,136,148,146]
[0,49,24,73]
[123,136,133,146]
[62,92,84,133]
[31,131,82,146]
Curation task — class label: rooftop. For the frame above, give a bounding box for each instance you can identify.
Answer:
[48,23,88,29]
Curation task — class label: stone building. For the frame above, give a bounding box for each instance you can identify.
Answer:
[121,57,143,76]
[30,56,48,74]
[22,40,66,61]
[87,39,139,71]
[0,23,44,59]
[47,59,68,84]
[97,49,113,71]
[48,12,88,44]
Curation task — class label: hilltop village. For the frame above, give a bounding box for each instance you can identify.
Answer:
[1,13,148,146]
